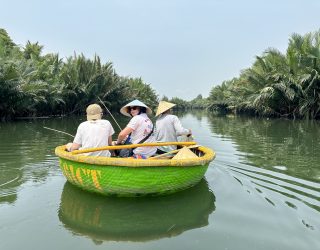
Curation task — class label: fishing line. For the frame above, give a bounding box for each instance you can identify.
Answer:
[98,96,122,131]
[43,127,74,137]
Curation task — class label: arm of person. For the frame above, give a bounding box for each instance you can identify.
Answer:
[116,127,133,144]
[67,124,83,151]
[108,135,113,146]
[108,135,117,156]
[173,116,192,136]
[66,142,81,152]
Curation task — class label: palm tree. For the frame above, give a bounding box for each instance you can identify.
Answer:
[125,77,159,109]
[23,41,43,60]
[207,30,320,119]
[0,62,22,120]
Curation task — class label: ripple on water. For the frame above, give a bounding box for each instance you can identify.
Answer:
[227,164,320,213]
[0,171,21,204]
[211,161,320,249]
[0,174,20,188]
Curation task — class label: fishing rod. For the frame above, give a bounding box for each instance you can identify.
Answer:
[43,126,74,137]
[98,96,122,131]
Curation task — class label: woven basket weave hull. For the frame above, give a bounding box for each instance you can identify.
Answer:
[55,145,215,197]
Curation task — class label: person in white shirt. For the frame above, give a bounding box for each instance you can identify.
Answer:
[66,103,115,157]
[116,99,157,158]
[155,101,192,153]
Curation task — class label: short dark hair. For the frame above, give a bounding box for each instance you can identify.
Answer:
[139,107,147,114]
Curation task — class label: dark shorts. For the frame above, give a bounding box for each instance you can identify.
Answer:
[156,149,167,155]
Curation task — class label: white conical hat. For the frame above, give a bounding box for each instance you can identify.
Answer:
[120,99,152,117]
[155,101,176,117]
[172,147,198,160]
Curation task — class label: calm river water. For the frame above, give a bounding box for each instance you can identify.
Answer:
[0,112,319,250]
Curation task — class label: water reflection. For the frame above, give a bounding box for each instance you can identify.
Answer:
[207,115,320,182]
[174,110,206,122]
[206,114,320,231]
[0,120,65,204]
[0,170,19,204]
[0,117,87,205]
[0,115,161,205]
[1,112,320,249]
[58,178,215,243]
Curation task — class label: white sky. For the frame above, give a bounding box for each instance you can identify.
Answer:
[1,0,320,100]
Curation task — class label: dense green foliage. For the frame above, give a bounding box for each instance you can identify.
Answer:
[0,29,159,121]
[158,95,208,110]
[208,30,320,119]
[2,28,320,120]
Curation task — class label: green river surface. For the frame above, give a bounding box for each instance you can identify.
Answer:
[0,112,319,250]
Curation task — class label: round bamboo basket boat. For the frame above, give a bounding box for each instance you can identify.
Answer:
[58,179,215,242]
[55,143,215,197]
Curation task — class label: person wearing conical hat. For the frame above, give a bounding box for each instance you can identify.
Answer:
[155,101,192,154]
[66,104,115,156]
[115,99,157,158]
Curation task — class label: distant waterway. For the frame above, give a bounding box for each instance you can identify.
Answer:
[0,112,319,250]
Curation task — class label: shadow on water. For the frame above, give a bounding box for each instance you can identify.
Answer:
[58,178,215,243]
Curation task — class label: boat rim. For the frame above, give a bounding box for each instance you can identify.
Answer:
[55,145,215,167]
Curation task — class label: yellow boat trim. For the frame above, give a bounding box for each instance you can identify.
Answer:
[55,145,215,167]
[71,141,197,155]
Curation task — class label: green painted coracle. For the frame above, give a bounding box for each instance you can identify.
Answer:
[55,145,215,197]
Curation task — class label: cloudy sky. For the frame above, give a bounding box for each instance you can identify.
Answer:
[1,0,320,100]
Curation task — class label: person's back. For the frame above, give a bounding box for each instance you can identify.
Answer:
[74,119,114,156]
[66,103,115,156]
[156,113,190,152]
[155,101,191,153]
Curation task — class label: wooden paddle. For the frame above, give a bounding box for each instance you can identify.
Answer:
[70,141,196,155]
[149,145,200,159]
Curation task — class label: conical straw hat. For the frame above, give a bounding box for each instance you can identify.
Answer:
[155,101,176,117]
[172,146,198,160]
[120,99,152,117]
